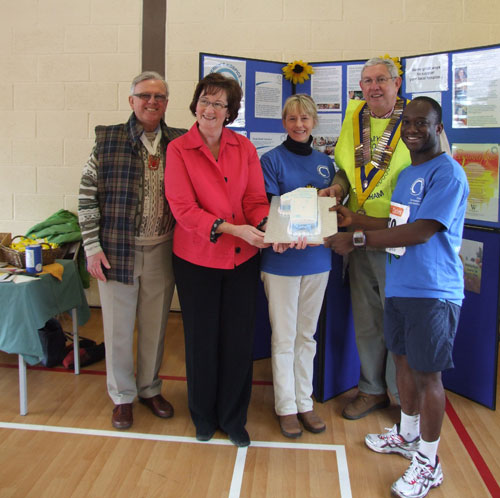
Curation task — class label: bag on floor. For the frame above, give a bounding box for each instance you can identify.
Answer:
[37,318,67,367]
[62,333,105,369]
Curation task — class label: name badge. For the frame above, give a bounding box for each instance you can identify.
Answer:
[386,201,410,257]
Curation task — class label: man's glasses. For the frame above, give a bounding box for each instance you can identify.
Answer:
[198,98,228,110]
[360,76,395,86]
[133,93,168,103]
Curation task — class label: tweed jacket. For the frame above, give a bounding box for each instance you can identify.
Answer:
[96,113,186,284]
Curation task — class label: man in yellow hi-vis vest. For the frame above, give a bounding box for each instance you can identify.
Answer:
[320,57,409,420]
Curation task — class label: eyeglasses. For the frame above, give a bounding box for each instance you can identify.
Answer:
[360,76,395,86]
[133,93,168,103]
[198,98,228,110]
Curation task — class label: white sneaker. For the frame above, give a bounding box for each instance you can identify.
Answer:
[391,453,443,498]
[365,424,419,459]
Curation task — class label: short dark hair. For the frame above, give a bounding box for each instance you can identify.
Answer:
[412,96,442,123]
[189,73,243,125]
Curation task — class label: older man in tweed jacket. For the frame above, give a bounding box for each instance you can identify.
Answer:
[78,71,186,430]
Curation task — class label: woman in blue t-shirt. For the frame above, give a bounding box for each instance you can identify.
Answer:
[260,94,334,438]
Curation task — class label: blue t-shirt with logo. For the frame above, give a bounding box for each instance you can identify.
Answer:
[260,143,334,276]
[385,153,469,304]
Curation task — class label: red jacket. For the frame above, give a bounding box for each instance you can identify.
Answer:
[165,124,269,269]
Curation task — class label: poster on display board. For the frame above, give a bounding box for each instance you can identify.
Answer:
[254,72,282,120]
[452,143,499,223]
[451,48,500,129]
[346,64,364,101]
[203,56,247,128]
[404,54,449,93]
[311,65,342,111]
[250,132,286,158]
[312,113,342,160]
[460,238,483,294]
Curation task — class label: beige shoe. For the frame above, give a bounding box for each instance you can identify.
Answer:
[298,410,326,433]
[342,392,390,420]
[279,414,302,438]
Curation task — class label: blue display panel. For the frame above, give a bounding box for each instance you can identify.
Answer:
[442,226,499,409]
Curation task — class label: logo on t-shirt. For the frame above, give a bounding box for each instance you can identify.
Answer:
[411,178,424,196]
[317,164,332,185]
[409,178,424,206]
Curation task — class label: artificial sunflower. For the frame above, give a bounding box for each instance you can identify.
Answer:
[282,60,315,85]
[381,54,403,76]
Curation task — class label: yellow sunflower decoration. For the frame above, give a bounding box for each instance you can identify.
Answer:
[282,60,315,85]
[381,54,403,76]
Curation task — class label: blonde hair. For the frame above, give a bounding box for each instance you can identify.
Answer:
[282,94,318,127]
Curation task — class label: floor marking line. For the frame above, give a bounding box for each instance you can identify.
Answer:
[445,397,500,496]
[0,363,273,385]
[0,421,339,451]
[336,444,353,498]
[0,421,352,498]
[229,447,248,498]
[250,440,341,451]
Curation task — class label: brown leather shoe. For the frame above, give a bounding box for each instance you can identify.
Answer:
[298,410,326,433]
[112,403,133,430]
[139,394,174,419]
[342,392,390,420]
[279,414,302,438]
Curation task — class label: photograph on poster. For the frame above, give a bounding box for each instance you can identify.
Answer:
[203,56,247,128]
[459,239,483,294]
[404,54,449,93]
[312,113,342,159]
[311,66,342,111]
[452,49,500,128]
[347,64,364,100]
[454,67,468,99]
[452,143,499,222]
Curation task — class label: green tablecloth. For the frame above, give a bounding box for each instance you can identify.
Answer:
[0,259,90,365]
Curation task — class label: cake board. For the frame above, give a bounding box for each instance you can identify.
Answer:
[264,196,338,243]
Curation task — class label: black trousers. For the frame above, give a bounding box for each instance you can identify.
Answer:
[173,254,259,435]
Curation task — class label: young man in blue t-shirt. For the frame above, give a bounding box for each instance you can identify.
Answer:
[324,97,469,498]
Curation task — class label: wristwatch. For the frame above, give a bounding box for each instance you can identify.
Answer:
[352,230,366,247]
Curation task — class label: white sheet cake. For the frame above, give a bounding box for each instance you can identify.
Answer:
[279,187,321,236]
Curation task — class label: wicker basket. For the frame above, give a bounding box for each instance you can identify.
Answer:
[0,233,66,268]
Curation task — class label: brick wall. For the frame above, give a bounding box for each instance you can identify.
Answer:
[1,0,142,235]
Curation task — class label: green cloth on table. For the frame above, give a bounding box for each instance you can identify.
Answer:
[25,209,90,288]
[0,259,90,365]
[26,209,82,245]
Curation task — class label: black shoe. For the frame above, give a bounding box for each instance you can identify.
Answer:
[196,428,217,442]
[229,428,250,447]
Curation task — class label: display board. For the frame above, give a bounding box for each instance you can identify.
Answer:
[442,226,500,409]
[200,47,500,407]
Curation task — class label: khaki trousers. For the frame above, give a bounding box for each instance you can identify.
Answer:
[348,248,398,399]
[98,239,175,405]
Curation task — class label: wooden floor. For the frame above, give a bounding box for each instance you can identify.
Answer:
[0,309,498,497]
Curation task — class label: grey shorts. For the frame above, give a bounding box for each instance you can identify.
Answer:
[384,297,461,373]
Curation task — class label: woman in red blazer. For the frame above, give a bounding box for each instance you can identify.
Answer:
[165,73,269,447]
